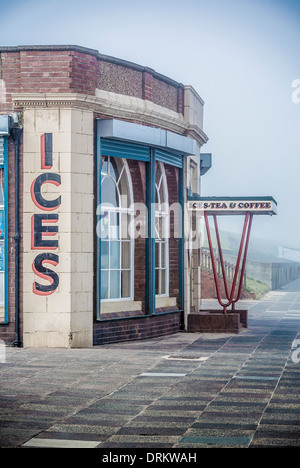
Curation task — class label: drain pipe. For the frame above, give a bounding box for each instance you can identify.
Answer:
[11,118,22,348]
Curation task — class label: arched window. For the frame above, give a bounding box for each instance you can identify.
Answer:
[100,156,133,300]
[155,162,169,296]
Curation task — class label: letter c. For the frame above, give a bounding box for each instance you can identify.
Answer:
[31,173,61,211]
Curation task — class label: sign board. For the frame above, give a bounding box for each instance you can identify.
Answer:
[0,136,4,167]
[0,210,3,237]
[0,116,12,136]
[188,196,277,215]
[0,241,4,272]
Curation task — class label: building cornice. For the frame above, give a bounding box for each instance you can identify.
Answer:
[12,91,208,146]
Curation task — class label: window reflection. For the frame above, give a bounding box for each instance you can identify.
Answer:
[100,157,133,301]
[155,162,169,296]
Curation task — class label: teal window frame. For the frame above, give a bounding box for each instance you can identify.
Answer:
[95,136,185,322]
[0,136,8,325]
[99,156,134,302]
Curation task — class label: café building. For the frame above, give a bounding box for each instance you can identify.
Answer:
[0,45,210,347]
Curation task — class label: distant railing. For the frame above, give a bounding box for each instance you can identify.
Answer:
[201,248,247,289]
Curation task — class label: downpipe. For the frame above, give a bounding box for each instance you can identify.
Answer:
[11,125,22,348]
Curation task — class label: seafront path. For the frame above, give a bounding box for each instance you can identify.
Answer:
[1,278,300,449]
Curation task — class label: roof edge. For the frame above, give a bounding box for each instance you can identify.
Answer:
[0,44,184,88]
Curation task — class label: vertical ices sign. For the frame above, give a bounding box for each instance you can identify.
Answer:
[31,134,60,295]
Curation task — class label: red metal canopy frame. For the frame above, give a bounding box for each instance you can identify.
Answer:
[188,196,277,314]
[204,212,253,313]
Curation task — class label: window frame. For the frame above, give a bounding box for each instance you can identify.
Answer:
[0,136,8,324]
[100,156,134,302]
[155,162,169,297]
[95,133,185,320]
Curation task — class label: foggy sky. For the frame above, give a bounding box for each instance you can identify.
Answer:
[1,0,299,249]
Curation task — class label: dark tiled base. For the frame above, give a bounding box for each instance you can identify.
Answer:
[187,309,248,334]
[93,311,182,345]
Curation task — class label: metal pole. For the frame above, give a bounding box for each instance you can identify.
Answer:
[213,214,230,300]
[178,163,185,330]
[231,213,253,309]
[228,213,249,304]
[204,212,228,312]
[146,148,156,315]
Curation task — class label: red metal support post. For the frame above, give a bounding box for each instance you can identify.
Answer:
[213,214,230,301]
[204,212,253,313]
[231,213,253,310]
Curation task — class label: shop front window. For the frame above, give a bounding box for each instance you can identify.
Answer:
[100,156,133,300]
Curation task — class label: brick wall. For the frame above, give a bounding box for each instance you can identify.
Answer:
[19,50,73,93]
[0,52,20,113]
[0,49,98,101]
[93,311,181,345]
[0,46,184,114]
[70,51,98,95]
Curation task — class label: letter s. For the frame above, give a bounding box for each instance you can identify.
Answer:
[32,253,59,296]
[291,79,300,104]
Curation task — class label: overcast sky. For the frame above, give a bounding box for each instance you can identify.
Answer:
[1,0,299,249]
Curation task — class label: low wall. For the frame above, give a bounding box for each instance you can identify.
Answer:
[93,311,182,345]
[222,253,300,290]
[271,262,300,290]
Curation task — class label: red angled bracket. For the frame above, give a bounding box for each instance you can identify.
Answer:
[204,212,253,313]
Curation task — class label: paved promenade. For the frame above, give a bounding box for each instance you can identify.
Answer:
[1,279,300,449]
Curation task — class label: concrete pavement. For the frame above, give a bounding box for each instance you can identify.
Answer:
[1,279,300,449]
